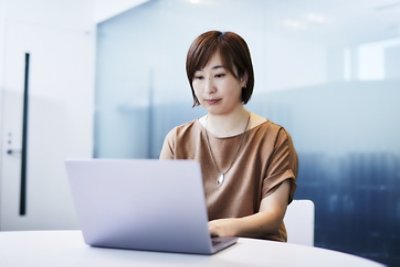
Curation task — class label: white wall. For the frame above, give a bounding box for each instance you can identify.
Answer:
[0,0,5,83]
[0,0,155,230]
[0,0,95,230]
[0,0,6,169]
[2,0,95,156]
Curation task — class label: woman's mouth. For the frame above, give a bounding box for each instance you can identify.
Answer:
[205,99,221,105]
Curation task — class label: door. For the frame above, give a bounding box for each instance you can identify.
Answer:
[0,20,94,230]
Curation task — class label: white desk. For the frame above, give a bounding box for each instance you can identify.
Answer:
[0,230,383,267]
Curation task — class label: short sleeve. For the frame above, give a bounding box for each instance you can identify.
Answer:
[262,128,298,203]
[159,128,176,160]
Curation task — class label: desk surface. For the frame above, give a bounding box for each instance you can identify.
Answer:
[0,230,383,267]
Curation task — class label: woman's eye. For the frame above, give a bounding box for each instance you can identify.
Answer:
[215,73,226,78]
[194,75,204,80]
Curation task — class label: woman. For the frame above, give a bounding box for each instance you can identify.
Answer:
[160,30,298,242]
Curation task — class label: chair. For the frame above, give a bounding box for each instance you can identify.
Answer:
[283,199,315,246]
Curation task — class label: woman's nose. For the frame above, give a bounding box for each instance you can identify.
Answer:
[205,77,215,93]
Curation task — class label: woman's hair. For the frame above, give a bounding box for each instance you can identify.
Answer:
[186,30,255,107]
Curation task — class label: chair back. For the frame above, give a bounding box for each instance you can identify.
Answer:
[284,199,315,246]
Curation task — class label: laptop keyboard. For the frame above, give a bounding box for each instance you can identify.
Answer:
[212,239,222,246]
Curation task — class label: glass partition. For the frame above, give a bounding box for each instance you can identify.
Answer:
[95,1,400,265]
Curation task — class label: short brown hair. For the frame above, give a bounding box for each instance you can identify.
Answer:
[186,31,255,107]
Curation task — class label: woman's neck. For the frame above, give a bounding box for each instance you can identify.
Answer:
[205,107,250,137]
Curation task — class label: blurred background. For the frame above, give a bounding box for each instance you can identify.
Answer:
[1,0,399,266]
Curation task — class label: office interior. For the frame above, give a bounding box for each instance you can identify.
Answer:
[0,0,399,266]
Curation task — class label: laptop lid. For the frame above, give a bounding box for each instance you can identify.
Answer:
[65,159,237,254]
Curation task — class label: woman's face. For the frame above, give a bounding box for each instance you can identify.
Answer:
[192,52,246,116]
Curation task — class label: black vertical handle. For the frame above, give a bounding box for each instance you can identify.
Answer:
[20,53,30,216]
[147,69,154,158]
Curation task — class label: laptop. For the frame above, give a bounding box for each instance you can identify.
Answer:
[65,159,237,254]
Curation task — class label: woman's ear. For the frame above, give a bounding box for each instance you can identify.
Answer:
[241,73,249,88]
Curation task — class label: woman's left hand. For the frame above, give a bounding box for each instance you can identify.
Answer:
[208,218,239,237]
[208,181,291,238]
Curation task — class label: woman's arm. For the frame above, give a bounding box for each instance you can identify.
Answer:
[208,180,291,238]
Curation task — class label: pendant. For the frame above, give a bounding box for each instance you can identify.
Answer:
[217,174,224,185]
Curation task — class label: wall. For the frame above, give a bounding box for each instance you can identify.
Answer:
[0,0,6,171]
[0,0,94,230]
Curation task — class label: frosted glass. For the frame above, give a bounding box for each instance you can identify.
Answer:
[94,1,400,265]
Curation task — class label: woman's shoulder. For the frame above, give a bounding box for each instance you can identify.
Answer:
[249,114,292,141]
[249,113,282,132]
[165,119,202,139]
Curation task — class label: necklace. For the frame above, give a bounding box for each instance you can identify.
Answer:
[204,113,251,185]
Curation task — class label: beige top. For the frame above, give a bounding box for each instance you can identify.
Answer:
[159,119,298,242]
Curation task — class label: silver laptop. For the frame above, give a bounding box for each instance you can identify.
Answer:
[65,159,237,254]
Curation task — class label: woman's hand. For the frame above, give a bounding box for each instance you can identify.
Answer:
[208,218,240,237]
[208,181,291,238]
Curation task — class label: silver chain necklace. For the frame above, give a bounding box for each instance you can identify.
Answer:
[205,113,251,185]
